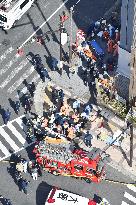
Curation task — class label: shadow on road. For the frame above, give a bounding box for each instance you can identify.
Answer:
[36,181,52,205]
[0,105,6,124]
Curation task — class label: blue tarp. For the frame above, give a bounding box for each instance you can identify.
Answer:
[88,40,104,56]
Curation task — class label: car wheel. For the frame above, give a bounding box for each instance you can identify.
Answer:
[84,178,92,183]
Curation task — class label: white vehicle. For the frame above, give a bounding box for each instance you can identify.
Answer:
[0,0,35,30]
[45,187,110,205]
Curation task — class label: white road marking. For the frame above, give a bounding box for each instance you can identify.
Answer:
[124,192,136,203]
[8,65,35,93]
[0,127,19,151]
[0,140,34,162]
[127,184,136,193]
[7,123,26,145]
[0,59,28,88]
[0,55,19,76]
[0,47,14,63]
[16,117,25,130]
[121,201,129,205]
[0,141,10,156]
[19,0,69,49]
[1,115,25,128]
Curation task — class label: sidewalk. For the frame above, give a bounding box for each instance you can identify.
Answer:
[34,80,136,180]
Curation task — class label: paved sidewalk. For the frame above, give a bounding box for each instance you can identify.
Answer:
[34,80,136,180]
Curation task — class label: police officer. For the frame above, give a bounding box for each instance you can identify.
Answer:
[4,108,11,124]
[29,82,36,97]
[84,131,93,147]
[15,100,20,114]
[40,66,51,82]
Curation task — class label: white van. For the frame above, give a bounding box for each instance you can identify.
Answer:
[0,0,35,30]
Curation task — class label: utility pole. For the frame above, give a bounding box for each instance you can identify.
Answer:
[59,16,64,75]
[69,6,73,66]
[129,47,135,167]
[129,0,136,167]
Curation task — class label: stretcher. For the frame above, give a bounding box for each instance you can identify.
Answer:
[88,40,104,56]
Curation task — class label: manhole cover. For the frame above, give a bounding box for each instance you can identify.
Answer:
[2,39,11,46]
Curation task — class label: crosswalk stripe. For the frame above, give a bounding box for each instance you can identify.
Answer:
[7,123,26,145]
[0,59,28,88]
[0,141,10,156]
[7,65,35,93]
[0,47,14,63]
[121,201,129,205]
[0,55,18,76]
[16,117,25,130]
[124,192,136,203]
[127,184,136,193]
[0,127,19,151]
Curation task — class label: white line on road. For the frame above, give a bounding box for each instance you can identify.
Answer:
[0,127,19,151]
[0,59,28,88]
[0,140,34,162]
[7,123,26,145]
[8,65,35,93]
[121,201,129,205]
[1,115,25,128]
[0,47,14,63]
[0,141,10,156]
[19,0,69,49]
[0,55,19,76]
[127,184,136,193]
[124,192,136,203]
[16,117,25,130]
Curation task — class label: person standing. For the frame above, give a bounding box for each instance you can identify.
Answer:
[107,39,114,53]
[84,131,93,147]
[115,29,120,42]
[51,57,58,71]
[15,101,20,115]
[29,82,36,97]
[113,43,118,57]
[72,99,80,113]
[19,178,29,195]
[40,66,51,82]
[23,160,28,173]
[31,167,38,180]
[24,100,31,114]
[4,109,11,124]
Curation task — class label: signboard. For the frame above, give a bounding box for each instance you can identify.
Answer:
[45,189,89,205]
[61,33,67,45]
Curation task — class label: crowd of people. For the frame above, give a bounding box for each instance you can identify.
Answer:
[7,153,43,196]
[26,95,95,147]
[71,17,120,101]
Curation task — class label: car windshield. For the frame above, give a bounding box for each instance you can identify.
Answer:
[0,14,7,22]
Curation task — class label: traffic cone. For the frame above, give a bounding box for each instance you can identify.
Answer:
[17,47,24,56]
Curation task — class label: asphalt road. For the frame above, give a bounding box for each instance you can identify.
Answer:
[1,1,133,205]
[0,147,135,205]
